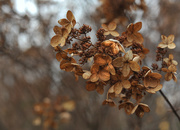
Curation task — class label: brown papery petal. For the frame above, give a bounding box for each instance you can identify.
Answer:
[58,18,70,26]
[50,35,62,47]
[133,22,142,32]
[158,42,167,48]
[165,73,172,81]
[168,42,176,49]
[53,26,62,34]
[108,64,116,75]
[139,103,150,112]
[124,50,133,61]
[168,65,177,72]
[66,10,75,21]
[122,80,131,89]
[149,72,162,79]
[122,63,130,77]
[94,54,107,66]
[90,73,99,82]
[161,68,168,72]
[90,64,99,73]
[86,82,97,91]
[131,105,138,114]
[161,35,167,43]
[167,34,175,42]
[99,70,110,81]
[82,71,92,79]
[96,85,104,95]
[56,53,63,62]
[172,74,177,82]
[129,61,140,72]
[101,24,108,31]
[134,33,144,44]
[110,31,119,37]
[104,31,110,35]
[60,63,74,72]
[114,82,123,94]
[169,54,174,60]
[112,57,124,67]
[108,22,117,30]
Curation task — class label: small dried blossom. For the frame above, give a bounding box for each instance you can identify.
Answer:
[101,22,119,36]
[131,103,150,117]
[162,65,177,82]
[163,54,178,66]
[113,50,140,77]
[158,35,176,49]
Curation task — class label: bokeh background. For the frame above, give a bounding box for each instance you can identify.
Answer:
[0,0,180,130]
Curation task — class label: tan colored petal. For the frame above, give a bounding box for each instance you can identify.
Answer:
[158,42,167,48]
[108,64,116,75]
[118,43,125,53]
[122,80,131,89]
[129,61,140,72]
[139,103,150,112]
[133,32,144,44]
[99,70,110,81]
[168,65,177,72]
[172,60,178,66]
[90,64,99,73]
[108,22,117,30]
[58,18,70,26]
[50,35,62,47]
[168,42,176,49]
[103,31,110,35]
[60,37,66,47]
[169,54,174,60]
[167,34,174,42]
[162,68,168,72]
[163,58,169,64]
[60,63,74,72]
[82,71,92,79]
[110,31,119,36]
[56,52,63,62]
[124,50,133,61]
[66,10,75,21]
[127,34,133,42]
[161,35,167,43]
[72,19,76,27]
[86,82,97,91]
[134,22,142,32]
[131,105,138,114]
[122,63,130,77]
[94,54,107,66]
[53,26,62,34]
[90,73,99,82]
[165,73,172,81]
[96,85,104,95]
[114,82,123,94]
[101,24,108,31]
[108,85,115,94]
[149,72,162,79]
[172,74,177,82]
[112,57,124,67]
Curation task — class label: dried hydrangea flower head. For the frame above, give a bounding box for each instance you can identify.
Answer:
[158,35,176,49]
[50,10,178,118]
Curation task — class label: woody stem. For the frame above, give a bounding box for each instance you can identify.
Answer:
[159,90,180,122]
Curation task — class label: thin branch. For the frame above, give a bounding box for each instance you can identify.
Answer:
[159,90,180,122]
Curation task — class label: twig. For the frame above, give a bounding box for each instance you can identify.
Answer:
[159,90,180,122]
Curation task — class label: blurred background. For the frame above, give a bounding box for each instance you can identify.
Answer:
[0,0,180,130]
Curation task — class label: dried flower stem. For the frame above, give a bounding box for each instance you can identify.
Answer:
[159,90,180,122]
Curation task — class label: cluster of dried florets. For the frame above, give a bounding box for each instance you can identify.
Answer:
[154,35,178,82]
[50,10,177,117]
[33,97,75,129]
